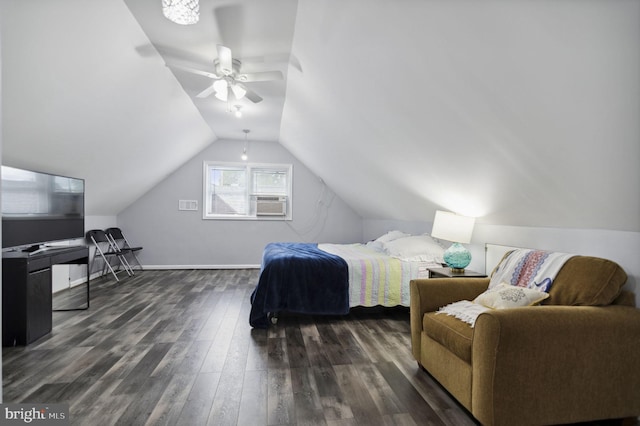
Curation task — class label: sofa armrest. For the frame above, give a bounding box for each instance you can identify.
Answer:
[409,277,489,361]
[472,305,640,426]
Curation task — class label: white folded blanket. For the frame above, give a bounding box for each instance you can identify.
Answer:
[436,300,489,327]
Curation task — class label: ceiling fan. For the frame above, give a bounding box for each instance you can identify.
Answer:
[170,44,283,103]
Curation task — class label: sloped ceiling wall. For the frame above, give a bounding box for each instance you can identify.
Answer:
[122,0,298,142]
[1,0,638,233]
[0,0,214,215]
[280,0,640,232]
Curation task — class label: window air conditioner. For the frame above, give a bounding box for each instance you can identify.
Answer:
[256,196,287,216]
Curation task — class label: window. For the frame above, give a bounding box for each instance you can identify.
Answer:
[203,162,292,219]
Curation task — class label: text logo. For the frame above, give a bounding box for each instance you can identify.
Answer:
[0,404,68,425]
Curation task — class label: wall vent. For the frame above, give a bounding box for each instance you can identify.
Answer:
[256,196,287,216]
[179,200,198,211]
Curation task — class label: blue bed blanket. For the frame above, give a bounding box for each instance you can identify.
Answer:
[249,242,349,328]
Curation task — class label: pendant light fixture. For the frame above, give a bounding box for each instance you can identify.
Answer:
[241,129,250,161]
[162,0,200,25]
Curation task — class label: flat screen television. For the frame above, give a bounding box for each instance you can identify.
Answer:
[2,165,85,251]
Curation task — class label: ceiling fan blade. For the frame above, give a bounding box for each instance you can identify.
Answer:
[243,87,263,104]
[240,71,283,83]
[167,63,218,80]
[137,42,206,65]
[196,84,216,99]
[135,43,158,58]
[214,5,244,55]
[217,45,233,75]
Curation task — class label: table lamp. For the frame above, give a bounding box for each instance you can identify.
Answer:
[431,210,476,272]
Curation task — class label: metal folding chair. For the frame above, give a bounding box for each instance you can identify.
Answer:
[86,229,133,281]
[105,227,143,271]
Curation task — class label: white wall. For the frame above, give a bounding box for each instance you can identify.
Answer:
[283,0,640,233]
[0,0,215,217]
[117,139,363,267]
[363,220,435,242]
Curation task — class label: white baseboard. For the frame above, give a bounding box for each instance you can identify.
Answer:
[143,264,261,270]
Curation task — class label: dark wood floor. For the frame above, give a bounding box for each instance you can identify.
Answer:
[2,270,637,426]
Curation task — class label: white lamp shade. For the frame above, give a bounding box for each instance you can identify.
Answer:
[431,210,475,244]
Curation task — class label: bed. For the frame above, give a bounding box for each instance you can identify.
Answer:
[249,231,445,328]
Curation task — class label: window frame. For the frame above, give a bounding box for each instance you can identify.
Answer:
[202,161,293,220]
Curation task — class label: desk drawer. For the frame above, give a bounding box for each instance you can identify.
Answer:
[50,247,89,265]
[26,257,51,273]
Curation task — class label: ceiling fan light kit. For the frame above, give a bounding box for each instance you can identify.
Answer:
[172,45,282,105]
[162,0,200,25]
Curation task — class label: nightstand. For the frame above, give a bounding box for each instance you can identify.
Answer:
[427,267,487,279]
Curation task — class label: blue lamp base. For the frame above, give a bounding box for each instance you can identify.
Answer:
[443,242,472,272]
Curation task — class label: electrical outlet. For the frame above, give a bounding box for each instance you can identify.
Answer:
[178,200,198,211]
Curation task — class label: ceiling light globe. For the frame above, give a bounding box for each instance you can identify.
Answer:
[213,79,228,101]
[162,0,200,25]
[231,84,247,100]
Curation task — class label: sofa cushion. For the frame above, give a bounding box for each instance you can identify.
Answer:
[545,256,627,306]
[423,312,473,363]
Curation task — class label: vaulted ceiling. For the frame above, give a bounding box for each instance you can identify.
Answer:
[1,0,638,232]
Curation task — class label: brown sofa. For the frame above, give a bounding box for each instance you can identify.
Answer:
[410,255,640,426]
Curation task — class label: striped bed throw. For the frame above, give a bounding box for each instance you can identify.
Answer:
[319,243,434,308]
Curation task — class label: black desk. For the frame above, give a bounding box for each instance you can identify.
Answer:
[2,245,89,346]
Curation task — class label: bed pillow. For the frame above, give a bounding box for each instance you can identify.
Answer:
[474,283,549,309]
[383,235,444,263]
[365,240,385,252]
[375,230,411,243]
